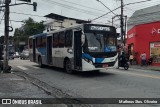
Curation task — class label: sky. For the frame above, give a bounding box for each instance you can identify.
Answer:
[0,0,159,36]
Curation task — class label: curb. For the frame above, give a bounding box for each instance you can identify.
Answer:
[130,66,160,72]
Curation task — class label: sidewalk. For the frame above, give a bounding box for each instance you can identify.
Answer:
[130,65,160,71]
[0,72,69,107]
[0,72,51,98]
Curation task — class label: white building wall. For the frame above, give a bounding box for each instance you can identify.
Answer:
[43,19,79,33]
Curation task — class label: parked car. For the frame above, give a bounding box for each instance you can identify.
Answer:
[8,52,14,60]
[20,50,29,60]
[14,52,20,58]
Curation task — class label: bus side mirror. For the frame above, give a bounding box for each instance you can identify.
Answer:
[81,31,85,46]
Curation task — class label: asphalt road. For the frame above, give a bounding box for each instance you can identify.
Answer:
[9,58,160,107]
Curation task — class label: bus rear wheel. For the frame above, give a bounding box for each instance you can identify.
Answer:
[38,57,44,68]
[65,60,73,74]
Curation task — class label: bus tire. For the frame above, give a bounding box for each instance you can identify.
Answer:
[38,56,44,68]
[65,59,73,74]
[94,70,100,73]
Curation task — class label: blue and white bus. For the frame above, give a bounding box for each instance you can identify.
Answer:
[29,24,118,73]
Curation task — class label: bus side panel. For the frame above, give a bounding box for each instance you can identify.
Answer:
[35,47,47,65]
[52,48,63,68]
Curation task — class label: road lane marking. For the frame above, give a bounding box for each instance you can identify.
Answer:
[17,66,28,70]
[113,70,160,79]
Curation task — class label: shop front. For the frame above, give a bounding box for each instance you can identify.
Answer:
[126,21,160,66]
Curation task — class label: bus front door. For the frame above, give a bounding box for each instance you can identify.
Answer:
[47,36,52,65]
[33,39,36,62]
[74,31,82,70]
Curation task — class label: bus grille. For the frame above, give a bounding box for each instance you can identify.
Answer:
[94,62,115,68]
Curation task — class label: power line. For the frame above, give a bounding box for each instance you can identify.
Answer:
[124,0,159,9]
[55,0,106,13]
[97,0,118,16]
[0,0,4,15]
[91,6,121,21]
[0,12,4,24]
[92,0,153,21]
[10,11,45,18]
[0,18,24,23]
[43,0,106,16]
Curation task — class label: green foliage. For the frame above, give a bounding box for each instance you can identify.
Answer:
[23,17,44,35]
[13,17,45,51]
[14,17,44,38]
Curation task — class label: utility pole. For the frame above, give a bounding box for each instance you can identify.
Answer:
[1,0,37,73]
[124,15,127,45]
[120,0,124,44]
[3,0,10,73]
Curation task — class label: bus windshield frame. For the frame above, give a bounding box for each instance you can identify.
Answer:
[83,32,117,53]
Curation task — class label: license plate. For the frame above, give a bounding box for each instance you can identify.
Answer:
[103,64,108,68]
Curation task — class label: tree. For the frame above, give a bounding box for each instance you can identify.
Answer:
[14,17,44,37]
[13,17,45,51]
[22,17,44,35]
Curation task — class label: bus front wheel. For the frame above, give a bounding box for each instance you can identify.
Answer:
[65,60,73,74]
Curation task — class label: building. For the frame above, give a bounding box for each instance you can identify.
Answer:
[126,4,160,66]
[43,13,90,32]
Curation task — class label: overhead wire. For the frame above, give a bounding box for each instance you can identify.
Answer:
[42,0,108,17]
[0,13,4,24]
[124,0,159,9]
[10,12,45,18]
[55,0,106,13]
[92,0,155,21]
[0,0,4,15]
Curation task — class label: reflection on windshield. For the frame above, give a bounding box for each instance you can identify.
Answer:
[83,33,117,52]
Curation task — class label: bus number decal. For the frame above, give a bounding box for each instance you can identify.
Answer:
[90,26,110,31]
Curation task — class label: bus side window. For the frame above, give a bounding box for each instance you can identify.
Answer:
[42,37,46,47]
[65,30,72,47]
[59,32,65,48]
[36,37,42,47]
[53,33,59,48]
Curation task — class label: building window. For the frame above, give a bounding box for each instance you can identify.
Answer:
[150,42,160,63]
[42,37,46,47]
[36,37,42,47]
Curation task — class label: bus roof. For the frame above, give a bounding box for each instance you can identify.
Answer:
[29,23,117,38]
[29,33,47,39]
[47,23,116,34]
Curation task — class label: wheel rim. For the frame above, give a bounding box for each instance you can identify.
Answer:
[124,65,128,70]
[66,60,72,73]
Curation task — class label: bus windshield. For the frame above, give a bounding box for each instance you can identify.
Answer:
[83,32,117,53]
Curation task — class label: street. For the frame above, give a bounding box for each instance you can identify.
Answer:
[7,58,160,107]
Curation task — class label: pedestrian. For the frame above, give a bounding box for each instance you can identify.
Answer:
[129,53,133,65]
[140,52,146,66]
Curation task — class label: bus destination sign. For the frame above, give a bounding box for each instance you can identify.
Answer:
[90,26,110,31]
